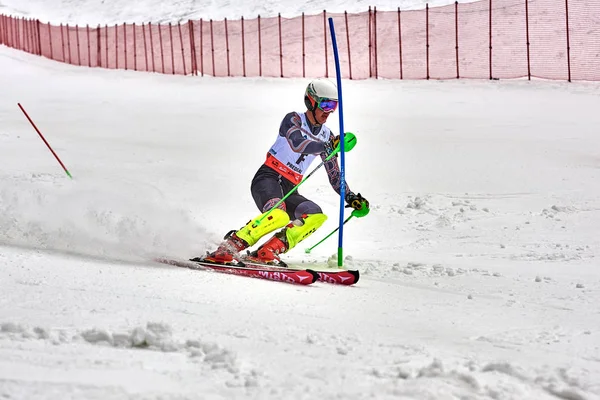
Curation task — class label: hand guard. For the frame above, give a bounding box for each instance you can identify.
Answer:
[345,192,369,211]
[323,135,340,157]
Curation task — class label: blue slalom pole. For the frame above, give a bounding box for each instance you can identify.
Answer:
[328,17,346,268]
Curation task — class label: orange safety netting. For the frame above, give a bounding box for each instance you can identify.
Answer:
[1,0,598,81]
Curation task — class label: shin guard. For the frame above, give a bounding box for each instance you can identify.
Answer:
[236,208,290,247]
[285,213,327,251]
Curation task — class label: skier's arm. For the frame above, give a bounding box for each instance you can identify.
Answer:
[322,152,351,196]
[280,112,329,154]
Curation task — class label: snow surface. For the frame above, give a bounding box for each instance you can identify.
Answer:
[2,0,600,398]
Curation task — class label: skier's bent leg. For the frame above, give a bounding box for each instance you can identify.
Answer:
[251,213,327,263]
[203,208,289,263]
[235,208,290,247]
[284,213,327,250]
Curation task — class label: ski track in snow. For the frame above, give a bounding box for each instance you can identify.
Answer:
[0,320,597,400]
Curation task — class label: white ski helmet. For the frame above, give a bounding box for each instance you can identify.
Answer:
[304,78,338,112]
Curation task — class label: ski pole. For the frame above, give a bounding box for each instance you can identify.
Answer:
[252,132,357,227]
[304,204,369,253]
[305,215,354,254]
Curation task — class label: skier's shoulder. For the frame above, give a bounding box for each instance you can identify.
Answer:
[280,111,305,129]
[282,111,302,121]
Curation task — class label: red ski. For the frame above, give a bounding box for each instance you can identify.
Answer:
[238,259,360,286]
[155,258,318,285]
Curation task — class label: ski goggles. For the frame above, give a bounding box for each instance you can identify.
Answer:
[317,98,338,113]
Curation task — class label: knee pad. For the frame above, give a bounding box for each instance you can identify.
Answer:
[236,208,290,247]
[294,200,322,218]
[285,213,327,250]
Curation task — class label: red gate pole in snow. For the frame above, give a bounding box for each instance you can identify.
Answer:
[18,103,73,179]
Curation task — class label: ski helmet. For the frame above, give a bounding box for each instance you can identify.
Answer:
[304,78,338,113]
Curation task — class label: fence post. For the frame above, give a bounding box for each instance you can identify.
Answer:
[97,25,101,67]
[158,24,165,73]
[345,11,352,80]
[133,23,137,71]
[37,20,42,56]
[12,17,16,48]
[241,16,246,77]
[48,22,53,59]
[398,8,403,79]
[188,20,197,76]
[149,23,156,73]
[67,23,73,64]
[302,13,305,78]
[209,19,215,76]
[60,23,66,62]
[455,2,459,78]
[16,17,20,50]
[0,16,3,45]
[200,19,204,76]
[323,10,328,77]
[426,4,430,80]
[26,18,31,52]
[489,0,492,80]
[525,0,531,80]
[169,23,175,74]
[565,0,571,82]
[105,25,108,68]
[30,19,35,53]
[258,15,262,77]
[178,22,186,75]
[225,18,230,76]
[368,7,372,77]
[24,18,29,52]
[278,13,283,77]
[141,23,147,71]
[374,7,378,79]
[115,24,119,69]
[76,24,81,65]
[86,25,91,67]
[124,23,128,69]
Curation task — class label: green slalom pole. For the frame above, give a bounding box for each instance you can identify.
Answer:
[251,132,357,227]
[304,205,369,254]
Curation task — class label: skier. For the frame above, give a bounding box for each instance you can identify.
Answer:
[199,78,369,265]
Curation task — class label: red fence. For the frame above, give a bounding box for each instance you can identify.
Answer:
[1,0,599,81]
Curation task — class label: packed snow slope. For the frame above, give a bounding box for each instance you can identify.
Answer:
[1,27,600,400]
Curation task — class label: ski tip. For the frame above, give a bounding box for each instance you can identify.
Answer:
[305,269,320,284]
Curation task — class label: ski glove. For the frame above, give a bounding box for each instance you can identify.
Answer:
[345,192,369,211]
[323,135,340,157]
